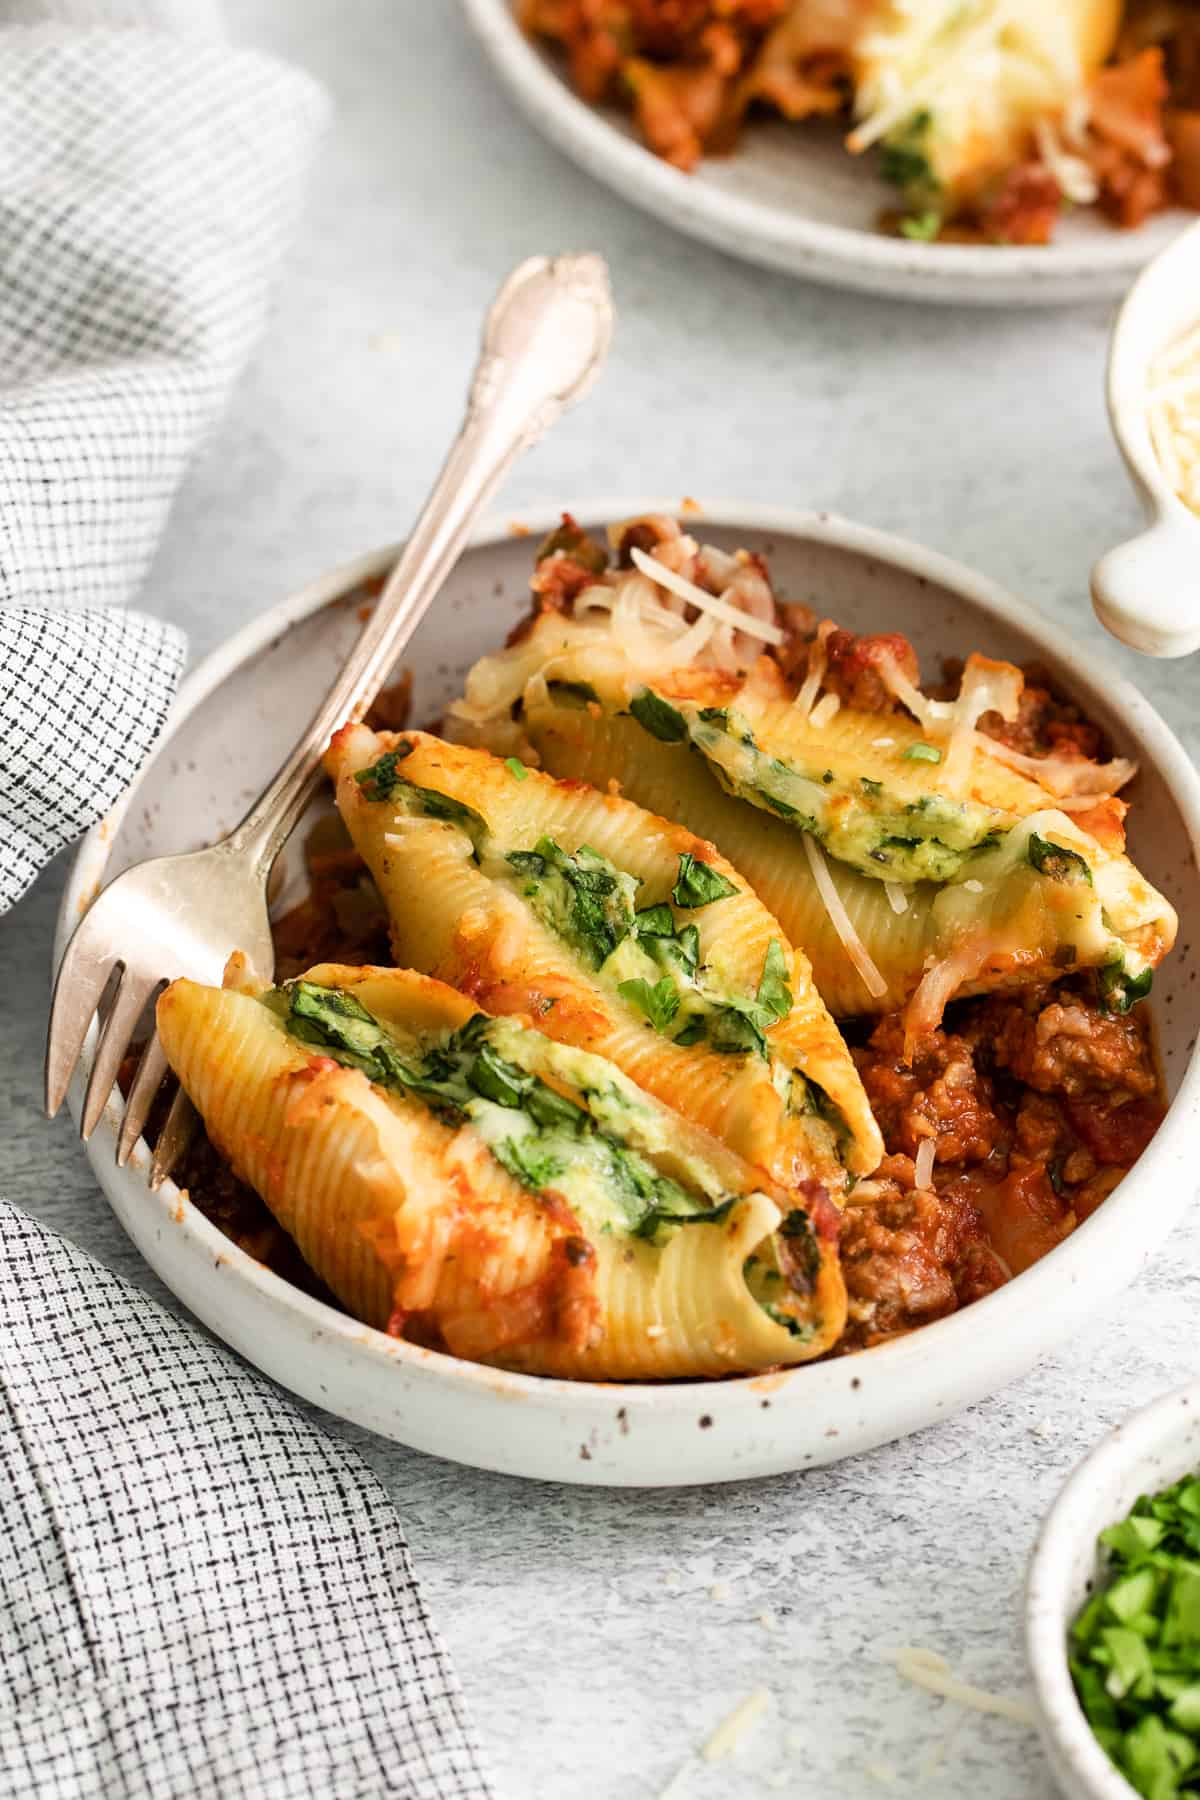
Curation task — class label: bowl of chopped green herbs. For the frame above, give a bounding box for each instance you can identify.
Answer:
[1027,1382,1200,1800]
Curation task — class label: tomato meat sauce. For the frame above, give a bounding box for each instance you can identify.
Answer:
[840,978,1164,1351]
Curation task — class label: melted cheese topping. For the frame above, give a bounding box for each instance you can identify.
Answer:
[849,0,1111,199]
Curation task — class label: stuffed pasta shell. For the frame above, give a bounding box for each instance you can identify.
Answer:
[157,963,846,1377]
[447,515,1175,1025]
[324,724,882,1190]
[846,0,1122,221]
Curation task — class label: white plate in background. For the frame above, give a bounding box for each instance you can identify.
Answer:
[461,0,1189,307]
[58,500,1200,1484]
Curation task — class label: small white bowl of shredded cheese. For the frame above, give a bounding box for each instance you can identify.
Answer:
[1092,218,1200,659]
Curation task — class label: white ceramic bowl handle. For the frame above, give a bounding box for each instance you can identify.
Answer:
[1091,510,1200,659]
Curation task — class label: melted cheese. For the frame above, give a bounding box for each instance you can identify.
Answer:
[849,0,1120,200]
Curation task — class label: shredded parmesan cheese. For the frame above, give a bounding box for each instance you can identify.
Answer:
[809,692,841,729]
[977,735,1137,797]
[702,1690,771,1762]
[914,1137,937,1190]
[655,1762,692,1800]
[883,1646,1038,1726]
[1148,318,1200,516]
[802,835,889,1000]
[630,547,785,647]
[904,935,994,1053]
[793,620,833,720]
[1033,117,1098,204]
[941,656,1023,798]
[876,652,954,733]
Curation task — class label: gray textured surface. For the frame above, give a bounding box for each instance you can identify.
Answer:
[6,5,1200,1796]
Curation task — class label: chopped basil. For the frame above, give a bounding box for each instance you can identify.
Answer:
[741,1207,821,1336]
[617,975,681,1034]
[631,1195,737,1245]
[1071,1471,1200,1796]
[702,940,792,1061]
[646,920,699,982]
[1028,833,1094,886]
[899,210,942,241]
[354,752,487,842]
[672,852,738,909]
[759,790,799,819]
[504,756,528,781]
[546,678,599,709]
[861,777,883,796]
[793,1076,848,1146]
[879,109,938,197]
[630,687,688,743]
[633,903,675,940]
[504,836,637,969]
[491,1135,567,1190]
[706,1007,769,1059]
[534,518,607,572]
[1099,961,1154,1016]
[903,743,942,764]
[753,940,792,1028]
[352,740,415,799]
[468,1041,530,1108]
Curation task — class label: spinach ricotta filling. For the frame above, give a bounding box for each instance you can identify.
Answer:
[621,685,1003,885]
[494,835,795,1062]
[351,749,853,1135]
[269,979,743,1244]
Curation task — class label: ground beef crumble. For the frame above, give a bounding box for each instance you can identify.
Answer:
[840,977,1163,1350]
[939,656,1110,762]
[820,629,920,714]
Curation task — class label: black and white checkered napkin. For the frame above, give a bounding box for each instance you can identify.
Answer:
[0,4,324,910]
[0,6,495,1795]
[0,1202,494,1798]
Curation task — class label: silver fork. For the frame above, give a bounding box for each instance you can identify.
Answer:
[45,252,614,1181]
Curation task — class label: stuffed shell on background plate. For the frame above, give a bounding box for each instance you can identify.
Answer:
[60,501,1200,1484]
[462,0,1196,302]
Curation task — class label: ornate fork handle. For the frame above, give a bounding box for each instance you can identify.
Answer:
[227,252,614,879]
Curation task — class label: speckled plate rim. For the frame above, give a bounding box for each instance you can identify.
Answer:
[1026,1380,1200,1800]
[57,498,1200,1486]
[459,0,1188,307]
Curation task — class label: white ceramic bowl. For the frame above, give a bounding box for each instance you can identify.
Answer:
[461,0,1189,307]
[1093,219,1200,658]
[57,499,1200,1486]
[1027,1381,1200,1800]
